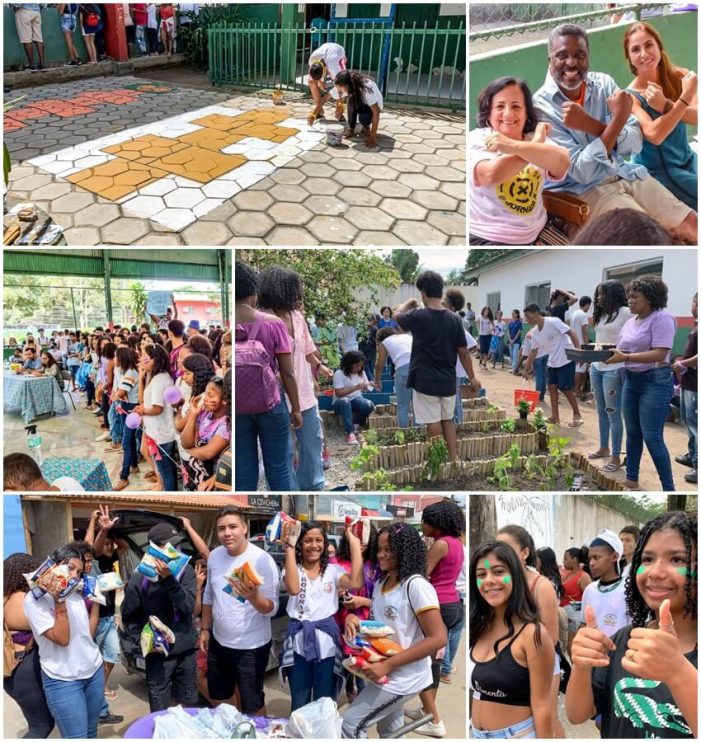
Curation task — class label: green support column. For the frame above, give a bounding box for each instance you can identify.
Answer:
[103,252,113,329]
[279,3,301,86]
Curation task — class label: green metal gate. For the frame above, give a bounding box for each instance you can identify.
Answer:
[208,22,466,110]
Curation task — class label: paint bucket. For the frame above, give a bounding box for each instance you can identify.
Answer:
[326,123,344,146]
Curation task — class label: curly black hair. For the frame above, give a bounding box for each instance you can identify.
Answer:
[4,553,42,597]
[497,524,537,567]
[340,350,366,376]
[337,523,379,562]
[258,266,304,312]
[236,260,259,302]
[223,369,231,420]
[626,510,697,628]
[295,521,330,576]
[183,353,215,397]
[376,326,399,344]
[444,288,465,313]
[627,274,669,312]
[375,523,427,582]
[186,334,213,361]
[470,540,542,653]
[593,279,628,326]
[416,270,444,299]
[422,500,465,537]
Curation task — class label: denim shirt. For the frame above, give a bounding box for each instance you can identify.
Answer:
[533,70,647,194]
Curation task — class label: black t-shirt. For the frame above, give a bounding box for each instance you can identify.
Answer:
[592,625,697,738]
[395,307,466,397]
[96,554,117,618]
[547,303,568,321]
[680,325,697,392]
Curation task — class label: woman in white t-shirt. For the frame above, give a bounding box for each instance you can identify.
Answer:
[332,350,375,445]
[134,344,178,491]
[23,543,103,739]
[342,523,447,738]
[374,327,414,428]
[281,521,363,712]
[470,77,570,246]
[588,280,632,473]
[478,307,494,368]
[333,70,384,149]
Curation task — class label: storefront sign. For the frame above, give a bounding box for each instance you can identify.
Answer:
[246,495,283,513]
[333,500,362,519]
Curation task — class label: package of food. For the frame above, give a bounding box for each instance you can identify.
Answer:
[265,512,302,547]
[342,656,388,685]
[96,572,124,592]
[359,620,394,637]
[223,561,264,603]
[136,541,190,582]
[81,574,107,606]
[358,646,384,663]
[140,615,175,657]
[345,516,371,546]
[24,559,82,602]
[369,637,403,656]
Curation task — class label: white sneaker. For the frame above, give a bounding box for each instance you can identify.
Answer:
[95,432,110,442]
[347,433,358,445]
[414,720,446,738]
[404,707,426,721]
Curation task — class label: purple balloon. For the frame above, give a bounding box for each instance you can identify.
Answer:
[125,412,142,430]
[163,386,183,405]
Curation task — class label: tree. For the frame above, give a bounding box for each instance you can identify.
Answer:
[667,494,687,512]
[469,495,497,556]
[129,282,148,326]
[386,250,420,283]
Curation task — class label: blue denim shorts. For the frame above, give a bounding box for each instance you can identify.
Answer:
[60,13,77,32]
[94,615,120,664]
[470,716,536,738]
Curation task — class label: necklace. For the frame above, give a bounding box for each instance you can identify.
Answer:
[597,576,623,593]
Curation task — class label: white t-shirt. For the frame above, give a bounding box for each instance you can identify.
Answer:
[285,563,347,660]
[333,369,370,402]
[370,575,439,696]
[579,577,630,638]
[24,591,102,681]
[381,334,412,370]
[143,372,177,444]
[531,317,574,369]
[308,42,346,79]
[469,127,565,245]
[478,317,493,336]
[331,79,384,110]
[52,476,86,492]
[58,336,70,355]
[203,543,280,650]
[569,309,590,345]
[592,307,632,371]
[456,330,478,378]
[336,324,359,353]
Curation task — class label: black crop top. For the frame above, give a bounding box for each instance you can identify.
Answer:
[469,623,531,707]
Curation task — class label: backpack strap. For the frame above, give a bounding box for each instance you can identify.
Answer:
[405,574,428,637]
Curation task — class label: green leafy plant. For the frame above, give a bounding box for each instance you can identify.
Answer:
[500,418,516,433]
[532,407,547,431]
[524,454,544,481]
[350,445,379,472]
[488,444,521,490]
[422,438,448,481]
[516,399,531,416]
[481,422,491,434]
[393,430,405,446]
[361,468,398,491]
[487,404,500,417]
[178,6,252,71]
[363,429,378,446]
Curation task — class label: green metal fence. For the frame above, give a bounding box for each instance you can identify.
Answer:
[208,22,466,110]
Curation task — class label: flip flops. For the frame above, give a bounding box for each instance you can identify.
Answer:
[568,419,584,427]
[602,461,623,472]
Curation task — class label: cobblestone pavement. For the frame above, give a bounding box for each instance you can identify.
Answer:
[5,76,466,246]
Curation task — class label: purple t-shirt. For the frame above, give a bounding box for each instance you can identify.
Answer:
[617,310,677,372]
[235,317,292,374]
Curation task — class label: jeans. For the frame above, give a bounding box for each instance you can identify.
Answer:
[332,395,376,435]
[85,377,95,406]
[290,405,325,491]
[441,596,465,676]
[289,654,336,712]
[236,396,294,491]
[622,367,675,490]
[109,401,125,444]
[3,646,55,738]
[119,401,138,480]
[135,24,147,54]
[100,390,110,428]
[492,339,505,365]
[41,666,104,739]
[394,364,413,428]
[154,440,178,491]
[534,355,548,401]
[470,717,536,739]
[590,365,624,457]
[454,378,464,424]
[510,342,521,372]
[680,388,698,469]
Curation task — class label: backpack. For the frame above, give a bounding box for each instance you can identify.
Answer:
[85,8,100,27]
[235,320,281,415]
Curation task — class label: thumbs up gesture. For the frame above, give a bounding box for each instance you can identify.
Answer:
[622,599,681,683]
[570,605,617,669]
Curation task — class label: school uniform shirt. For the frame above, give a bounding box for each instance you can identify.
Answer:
[333,369,369,402]
[370,575,439,696]
[118,367,140,404]
[456,330,477,379]
[143,371,177,444]
[308,42,346,79]
[569,308,590,345]
[285,563,347,660]
[203,543,280,650]
[24,590,102,681]
[330,79,384,110]
[381,333,412,371]
[592,625,697,738]
[531,317,574,369]
[579,577,630,638]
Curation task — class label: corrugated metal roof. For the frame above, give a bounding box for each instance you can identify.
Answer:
[21,494,249,509]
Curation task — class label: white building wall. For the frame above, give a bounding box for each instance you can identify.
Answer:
[475,249,696,317]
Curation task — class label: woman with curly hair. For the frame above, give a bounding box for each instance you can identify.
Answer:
[589,280,632,473]
[333,69,384,149]
[566,510,697,739]
[4,553,55,738]
[498,524,565,736]
[258,266,333,491]
[281,521,363,712]
[22,543,104,739]
[332,350,375,445]
[469,540,554,739]
[604,274,677,490]
[342,523,447,739]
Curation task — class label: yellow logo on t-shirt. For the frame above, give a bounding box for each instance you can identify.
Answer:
[497,165,542,216]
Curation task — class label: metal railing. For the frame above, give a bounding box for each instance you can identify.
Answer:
[208,22,466,110]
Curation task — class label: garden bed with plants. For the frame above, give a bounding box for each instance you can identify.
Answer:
[364,397,507,430]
